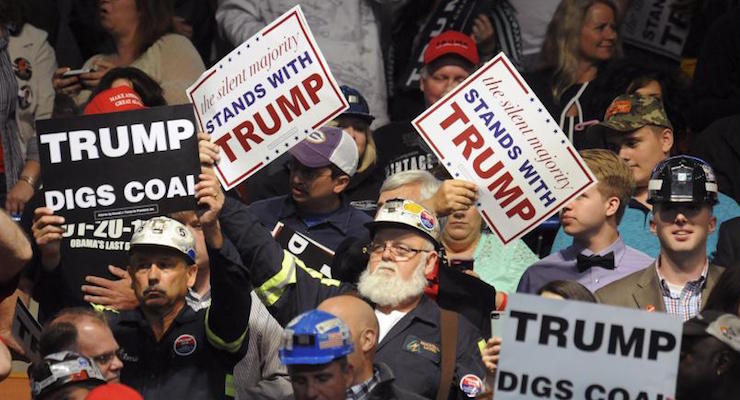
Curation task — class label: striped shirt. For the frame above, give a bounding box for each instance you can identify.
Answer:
[656,259,708,321]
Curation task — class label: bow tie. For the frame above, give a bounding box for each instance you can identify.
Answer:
[576,252,615,273]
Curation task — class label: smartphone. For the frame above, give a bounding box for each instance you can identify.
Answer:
[450,258,474,271]
[62,68,93,77]
[490,311,505,338]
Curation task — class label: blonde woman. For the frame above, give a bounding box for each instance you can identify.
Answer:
[526,0,622,147]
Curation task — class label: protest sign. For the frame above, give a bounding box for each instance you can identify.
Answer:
[272,222,334,278]
[37,104,200,224]
[412,53,595,244]
[620,0,690,60]
[12,298,42,363]
[494,294,681,400]
[187,5,348,191]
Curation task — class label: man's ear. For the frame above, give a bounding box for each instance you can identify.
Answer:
[186,264,198,288]
[605,196,620,218]
[660,128,674,155]
[649,214,657,236]
[424,251,438,276]
[332,175,350,194]
[361,328,377,353]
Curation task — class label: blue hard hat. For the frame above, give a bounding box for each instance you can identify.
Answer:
[339,85,374,124]
[280,310,354,365]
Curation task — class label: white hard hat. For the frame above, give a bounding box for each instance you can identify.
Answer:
[130,216,196,264]
[366,198,440,247]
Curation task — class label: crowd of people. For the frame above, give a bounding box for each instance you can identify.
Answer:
[0,0,739,399]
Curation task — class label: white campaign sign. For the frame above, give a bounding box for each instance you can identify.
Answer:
[620,0,690,60]
[187,5,348,190]
[413,53,596,244]
[495,294,681,400]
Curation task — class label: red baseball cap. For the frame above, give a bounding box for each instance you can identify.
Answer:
[85,383,143,400]
[83,85,146,115]
[423,30,479,66]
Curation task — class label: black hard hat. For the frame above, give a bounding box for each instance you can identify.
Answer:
[647,156,718,205]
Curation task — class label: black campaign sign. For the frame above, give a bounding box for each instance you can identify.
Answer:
[37,105,200,223]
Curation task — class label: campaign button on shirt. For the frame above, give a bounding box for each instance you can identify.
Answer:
[13,57,32,80]
[460,374,483,398]
[173,334,197,356]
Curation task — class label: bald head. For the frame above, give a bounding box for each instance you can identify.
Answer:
[318,295,378,383]
[319,295,378,340]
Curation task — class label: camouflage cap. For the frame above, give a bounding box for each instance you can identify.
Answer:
[597,94,673,133]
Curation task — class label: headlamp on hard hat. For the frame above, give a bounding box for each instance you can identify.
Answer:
[647,156,718,205]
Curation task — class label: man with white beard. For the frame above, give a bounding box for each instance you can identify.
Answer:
[217,194,488,399]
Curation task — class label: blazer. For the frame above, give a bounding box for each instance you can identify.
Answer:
[594,261,725,312]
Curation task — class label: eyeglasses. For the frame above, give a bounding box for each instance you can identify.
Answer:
[365,241,432,261]
[91,348,123,366]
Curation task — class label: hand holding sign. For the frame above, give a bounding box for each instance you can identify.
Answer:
[423,179,479,217]
[195,172,224,249]
[32,207,65,271]
[198,132,220,167]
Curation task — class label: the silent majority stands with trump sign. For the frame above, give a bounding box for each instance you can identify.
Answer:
[187,5,348,191]
[412,53,596,244]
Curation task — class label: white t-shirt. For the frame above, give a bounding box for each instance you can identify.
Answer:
[375,309,409,343]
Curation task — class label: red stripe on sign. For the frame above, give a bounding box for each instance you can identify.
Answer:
[188,69,217,130]
[413,120,445,160]
[217,161,265,189]
[490,146,595,242]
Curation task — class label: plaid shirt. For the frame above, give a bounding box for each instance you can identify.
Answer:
[346,367,381,400]
[656,259,708,321]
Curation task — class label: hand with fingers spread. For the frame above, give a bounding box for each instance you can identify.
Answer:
[482,336,501,375]
[195,172,224,249]
[32,207,65,271]
[52,67,83,97]
[423,179,479,217]
[82,265,138,311]
[198,132,220,167]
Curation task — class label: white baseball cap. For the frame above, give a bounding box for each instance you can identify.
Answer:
[289,126,359,176]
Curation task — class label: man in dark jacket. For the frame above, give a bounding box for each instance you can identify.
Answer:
[318,295,425,400]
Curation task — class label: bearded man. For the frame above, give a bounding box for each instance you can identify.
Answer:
[218,195,487,399]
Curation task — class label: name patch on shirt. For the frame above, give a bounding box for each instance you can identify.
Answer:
[403,335,440,363]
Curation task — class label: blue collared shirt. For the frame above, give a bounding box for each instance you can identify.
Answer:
[247,194,372,251]
[517,236,654,293]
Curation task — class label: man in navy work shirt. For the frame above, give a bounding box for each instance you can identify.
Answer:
[108,172,252,399]
[247,126,372,251]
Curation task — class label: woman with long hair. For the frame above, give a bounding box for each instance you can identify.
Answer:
[527,0,622,148]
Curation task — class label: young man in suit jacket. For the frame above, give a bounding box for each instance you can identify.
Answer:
[596,156,726,321]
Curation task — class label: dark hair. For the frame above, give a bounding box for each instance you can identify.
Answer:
[88,67,166,107]
[538,280,597,303]
[133,0,174,56]
[329,164,349,179]
[39,322,79,357]
[703,268,740,315]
